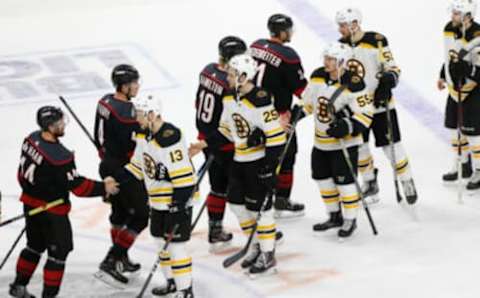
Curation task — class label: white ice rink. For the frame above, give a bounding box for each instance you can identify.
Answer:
[1,0,479,297]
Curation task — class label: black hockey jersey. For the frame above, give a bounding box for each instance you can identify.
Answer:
[195,63,233,152]
[250,39,307,113]
[94,94,140,163]
[18,131,105,215]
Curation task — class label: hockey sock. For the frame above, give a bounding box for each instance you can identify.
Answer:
[154,238,173,280]
[229,203,255,237]
[169,242,192,291]
[255,209,276,252]
[15,247,41,286]
[112,228,138,257]
[358,143,375,182]
[338,184,360,220]
[382,142,413,181]
[110,225,122,244]
[42,256,66,297]
[466,135,480,171]
[316,179,340,213]
[275,171,293,199]
[207,192,227,221]
[450,129,470,163]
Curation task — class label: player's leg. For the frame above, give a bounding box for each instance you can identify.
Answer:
[41,214,73,298]
[311,148,343,231]
[462,94,480,192]
[358,129,380,204]
[274,134,305,219]
[334,146,361,238]
[10,206,46,298]
[443,96,472,183]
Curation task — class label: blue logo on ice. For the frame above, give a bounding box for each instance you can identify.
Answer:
[0,43,179,106]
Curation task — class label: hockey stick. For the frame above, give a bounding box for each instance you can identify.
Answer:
[136,224,179,298]
[0,199,64,228]
[0,227,26,270]
[190,154,216,232]
[58,96,99,150]
[377,41,403,204]
[136,157,212,298]
[222,104,309,268]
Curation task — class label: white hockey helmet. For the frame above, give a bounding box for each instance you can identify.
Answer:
[335,7,362,25]
[228,53,258,86]
[449,0,477,17]
[132,95,162,117]
[323,42,352,69]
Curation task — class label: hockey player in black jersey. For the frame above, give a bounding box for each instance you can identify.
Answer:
[93,64,149,285]
[194,36,246,251]
[250,13,308,218]
[9,106,119,298]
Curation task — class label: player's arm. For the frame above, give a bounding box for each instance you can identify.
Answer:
[284,51,308,99]
[258,95,287,168]
[291,73,323,122]
[59,159,108,197]
[111,105,140,159]
[93,103,103,152]
[378,35,401,84]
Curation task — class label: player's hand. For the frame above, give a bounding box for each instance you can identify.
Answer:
[188,141,207,158]
[104,176,119,196]
[437,79,446,91]
[326,118,352,138]
[247,127,265,147]
[279,111,292,132]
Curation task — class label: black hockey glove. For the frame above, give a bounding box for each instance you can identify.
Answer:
[247,127,265,147]
[458,49,469,60]
[449,59,473,86]
[169,201,187,213]
[378,71,397,89]
[373,71,397,108]
[326,118,352,138]
[258,163,277,191]
[290,104,306,124]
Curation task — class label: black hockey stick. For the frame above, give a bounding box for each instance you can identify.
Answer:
[136,224,179,298]
[190,154,216,232]
[58,96,100,150]
[327,85,378,236]
[377,41,403,204]
[0,227,26,270]
[136,157,212,298]
[0,199,64,228]
[222,109,304,268]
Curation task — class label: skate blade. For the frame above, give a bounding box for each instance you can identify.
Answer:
[443,179,468,187]
[246,267,278,279]
[363,194,380,205]
[466,188,479,196]
[209,240,233,253]
[93,270,128,290]
[274,210,305,220]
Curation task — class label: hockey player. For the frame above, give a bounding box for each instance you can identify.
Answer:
[293,42,373,238]
[194,36,247,251]
[439,0,480,192]
[9,106,119,298]
[190,54,286,276]
[250,13,308,218]
[93,64,149,284]
[336,7,418,204]
[119,96,196,298]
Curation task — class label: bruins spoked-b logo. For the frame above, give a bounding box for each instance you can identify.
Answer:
[316,96,332,124]
[347,59,365,78]
[143,153,168,180]
[232,113,251,138]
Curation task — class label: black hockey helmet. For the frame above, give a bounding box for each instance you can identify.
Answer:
[111,64,140,88]
[218,36,247,62]
[37,105,64,131]
[267,13,294,36]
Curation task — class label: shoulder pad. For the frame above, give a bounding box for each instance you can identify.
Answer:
[467,22,480,40]
[338,37,349,44]
[249,88,272,107]
[223,93,235,103]
[343,71,365,92]
[310,67,328,80]
[154,122,181,147]
[99,95,137,123]
[251,39,301,64]
[362,32,389,47]
[444,21,456,33]
[28,131,74,166]
[201,63,229,87]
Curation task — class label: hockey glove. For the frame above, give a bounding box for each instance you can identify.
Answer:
[378,71,398,89]
[373,84,392,108]
[169,201,187,213]
[449,59,473,86]
[258,163,277,191]
[247,127,266,147]
[290,104,306,124]
[326,118,352,138]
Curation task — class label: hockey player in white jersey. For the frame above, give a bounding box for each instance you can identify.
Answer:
[335,7,417,204]
[292,42,373,238]
[190,53,287,276]
[439,0,480,193]
[121,96,196,298]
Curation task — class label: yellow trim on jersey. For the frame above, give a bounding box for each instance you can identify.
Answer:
[126,163,144,179]
[266,134,287,146]
[304,103,314,115]
[444,31,455,38]
[241,99,255,109]
[358,42,376,49]
[169,167,194,178]
[136,133,146,140]
[311,77,326,84]
[149,197,172,204]
[265,127,284,137]
[352,113,373,128]
[148,186,173,195]
[171,176,195,187]
[223,95,234,102]
[152,139,162,149]
[235,146,264,155]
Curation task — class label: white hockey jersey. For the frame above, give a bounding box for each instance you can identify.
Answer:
[301,68,374,151]
[339,31,401,113]
[125,123,196,211]
[441,21,480,102]
[218,87,287,163]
